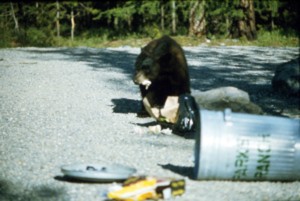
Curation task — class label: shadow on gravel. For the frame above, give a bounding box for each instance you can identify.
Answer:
[54,176,113,184]
[19,47,137,78]
[159,164,194,179]
[0,178,69,201]
[18,47,299,117]
[184,48,299,117]
[111,98,140,114]
[133,121,158,127]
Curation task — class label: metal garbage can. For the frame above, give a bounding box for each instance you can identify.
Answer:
[194,108,300,181]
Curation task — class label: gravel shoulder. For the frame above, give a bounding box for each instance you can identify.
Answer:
[0,46,299,201]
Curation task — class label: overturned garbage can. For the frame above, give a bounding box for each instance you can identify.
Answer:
[194,108,300,181]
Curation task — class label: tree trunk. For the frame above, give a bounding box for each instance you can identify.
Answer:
[236,0,257,40]
[160,1,165,31]
[127,17,132,31]
[10,2,19,33]
[271,17,275,30]
[225,16,230,37]
[71,7,75,41]
[248,0,256,39]
[56,0,60,37]
[126,9,132,31]
[171,0,176,34]
[35,2,39,24]
[114,17,118,30]
[188,0,206,37]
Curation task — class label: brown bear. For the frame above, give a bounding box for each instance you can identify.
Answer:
[133,35,191,117]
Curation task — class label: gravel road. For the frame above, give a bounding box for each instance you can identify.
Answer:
[0,46,299,201]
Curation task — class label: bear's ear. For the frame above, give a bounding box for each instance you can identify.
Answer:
[153,40,168,60]
[141,47,152,57]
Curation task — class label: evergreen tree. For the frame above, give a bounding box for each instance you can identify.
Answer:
[0,0,298,47]
[205,0,232,38]
[231,0,257,40]
[188,0,206,37]
[255,0,280,31]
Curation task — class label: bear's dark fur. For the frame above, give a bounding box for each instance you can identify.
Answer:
[133,35,191,117]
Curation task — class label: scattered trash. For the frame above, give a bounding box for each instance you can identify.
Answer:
[148,125,162,134]
[107,176,185,201]
[173,94,198,134]
[133,125,172,135]
[60,164,185,200]
[160,128,173,135]
[143,96,179,124]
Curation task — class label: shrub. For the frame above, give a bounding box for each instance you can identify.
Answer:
[23,28,55,47]
[0,29,13,47]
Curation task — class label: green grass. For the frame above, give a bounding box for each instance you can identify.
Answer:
[1,29,299,48]
[52,30,299,48]
[253,30,299,47]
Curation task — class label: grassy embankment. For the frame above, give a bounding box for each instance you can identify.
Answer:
[53,30,299,48]
[1,29,299,48]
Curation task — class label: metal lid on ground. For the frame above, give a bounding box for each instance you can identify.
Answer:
[61,163,137,182]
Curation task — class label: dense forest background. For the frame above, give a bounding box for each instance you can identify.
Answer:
[0,0,299,47]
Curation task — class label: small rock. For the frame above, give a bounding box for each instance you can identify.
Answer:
[193,87,263,114]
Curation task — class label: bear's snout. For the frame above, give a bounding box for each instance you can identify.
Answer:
[133,71,147,85]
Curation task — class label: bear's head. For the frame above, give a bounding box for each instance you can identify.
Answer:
[133,38,169,89]
[133,51,159,89]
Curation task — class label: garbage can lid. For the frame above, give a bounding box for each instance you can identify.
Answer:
[61,163,137,182]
